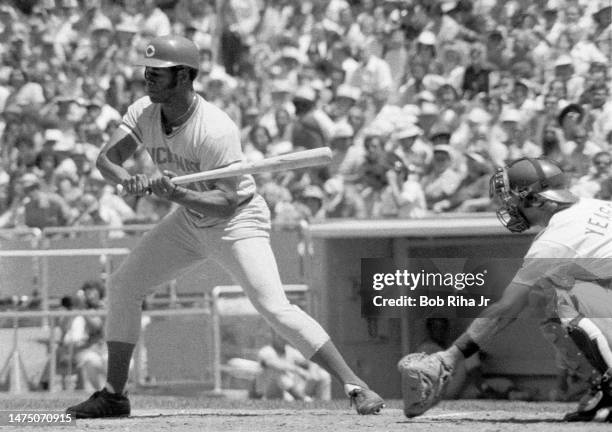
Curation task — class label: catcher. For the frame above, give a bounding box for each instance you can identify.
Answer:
[398,157,612,422]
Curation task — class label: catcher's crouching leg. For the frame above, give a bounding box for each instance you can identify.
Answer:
[397,352,455,418]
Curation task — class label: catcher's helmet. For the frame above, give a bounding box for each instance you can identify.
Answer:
[489,157,578,233]
[135,35,200,70]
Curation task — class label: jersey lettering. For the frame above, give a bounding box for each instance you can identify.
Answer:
[150,147,199,171]
[585,204,612,236]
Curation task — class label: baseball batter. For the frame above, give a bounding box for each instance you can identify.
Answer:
[399,157,612,423]
[66,35,384,418]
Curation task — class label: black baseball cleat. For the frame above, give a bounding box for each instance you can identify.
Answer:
[66,388,131,419]
[564,386,612,422]
[349,387,385,415]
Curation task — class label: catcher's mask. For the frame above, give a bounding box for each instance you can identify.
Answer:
[489,157,578,233]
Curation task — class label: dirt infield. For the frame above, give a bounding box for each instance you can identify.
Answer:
[0,393,608,431]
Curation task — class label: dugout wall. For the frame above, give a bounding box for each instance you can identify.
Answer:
[305,216,560,399]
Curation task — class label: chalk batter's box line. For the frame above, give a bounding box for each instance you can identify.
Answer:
[422,410,561,420]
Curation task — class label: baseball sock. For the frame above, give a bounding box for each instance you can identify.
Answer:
[310,340,368,391]
[104,341,135,395]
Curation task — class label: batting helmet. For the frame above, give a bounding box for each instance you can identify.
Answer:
[135,35,200,70]
[490,157,578,232]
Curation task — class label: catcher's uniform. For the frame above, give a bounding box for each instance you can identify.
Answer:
[105,95,330,357]
[514,198,612,346]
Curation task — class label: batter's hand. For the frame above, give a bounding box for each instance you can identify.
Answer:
[121,174,151,196]
[150,170,179,200]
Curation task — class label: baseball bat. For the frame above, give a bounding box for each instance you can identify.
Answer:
[117,147,332,194]
[171,147,332,185]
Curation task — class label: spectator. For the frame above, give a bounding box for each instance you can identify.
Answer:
[329,84,360,123]
[451,107,490,153]
[137,0,172,38]
[530,92,563,148]
[557,102,584,153]
[485,29,511,72]
[383,26,409,92]
[498,108,541,163]
[291,86,327,150]
[571,151,612,198]
[3,68,45,113]
[591,1,611,60]
[244,124,271,162]
[69,280,107,391]
[38,292,85,391]
[328,123,357,178]
[39,279,107,391]
[359,158,391,218]
[389,124,432,177]
[239,106,260,145]
[552,55,585,103]
[413,31,439,77]
[433,151,493,213]
[273,107,293,144]
[461,43,490,99]
[347,105,367,148]
[382,157,427,219]
[345,39,393,96]
[321,176,366,219]
[584,84,612,149]
[396,59,428,106]
[256,330,331,401]
[56,171,82,208]
[259,80,295,139]
[20,172,73,229]
[444,48,466,90]
[421,145,462,211]
[429,123,452,147]
[565,126,603,180]
[293,185,326,223]
[541,124,568,169]
[219,0,260,76]
[436,83,463,128]
[74,170,135,234]
[511,80,538,125]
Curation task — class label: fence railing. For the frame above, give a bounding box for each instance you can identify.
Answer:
[0,224,306,302]
[0,307,210,393]
[0,248,130,327]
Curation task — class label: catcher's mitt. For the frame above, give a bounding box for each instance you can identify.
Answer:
[397,352,454,418]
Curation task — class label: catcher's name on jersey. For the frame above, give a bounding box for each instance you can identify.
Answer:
[373,294,491,307]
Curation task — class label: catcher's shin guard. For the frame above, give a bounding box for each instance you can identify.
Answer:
[397,352,454,418]
[566,317,612,375]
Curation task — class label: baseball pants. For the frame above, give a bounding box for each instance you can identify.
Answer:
[105,206,331,358]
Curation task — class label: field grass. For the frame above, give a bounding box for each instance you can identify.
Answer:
[0,390,608,432]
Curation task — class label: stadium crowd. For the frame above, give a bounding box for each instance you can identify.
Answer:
[0,0,610,230]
